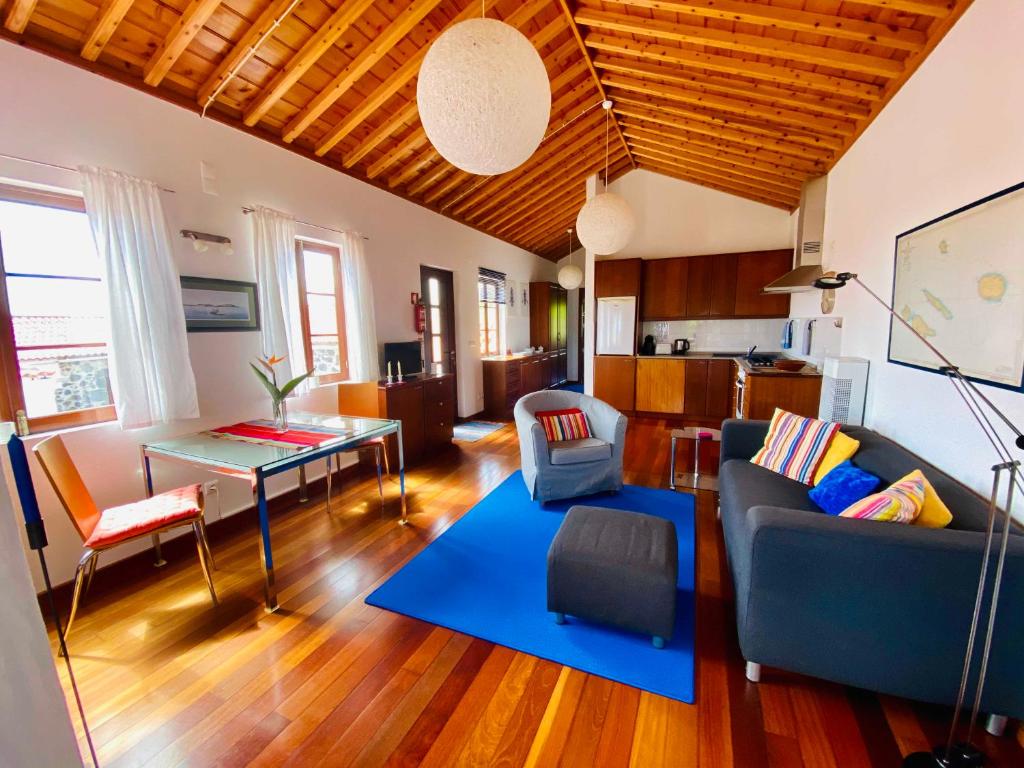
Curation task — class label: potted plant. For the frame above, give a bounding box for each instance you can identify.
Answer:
[250,355,312,432]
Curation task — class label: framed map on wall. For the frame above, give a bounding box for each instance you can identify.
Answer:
[888,180,1024,390]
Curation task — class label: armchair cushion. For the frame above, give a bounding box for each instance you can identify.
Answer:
[536,408,593,442]
[86,484,203,549]
[549,437,612,465]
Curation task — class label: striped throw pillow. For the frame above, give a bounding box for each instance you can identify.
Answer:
[536,408,592,442]
[839,470,925,523]
[750,408,840,485]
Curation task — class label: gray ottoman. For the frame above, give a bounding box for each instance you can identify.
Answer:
[547,505,678,648]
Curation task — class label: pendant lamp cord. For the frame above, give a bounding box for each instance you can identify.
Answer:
[604,108,610,191]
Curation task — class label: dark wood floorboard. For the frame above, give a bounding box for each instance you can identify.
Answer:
[47,418,1023,766]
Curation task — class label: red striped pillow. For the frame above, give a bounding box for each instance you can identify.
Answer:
[536,408,593,442]
[751,408,840,485]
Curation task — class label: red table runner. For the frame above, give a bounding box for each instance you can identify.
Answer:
[210,422,346,447]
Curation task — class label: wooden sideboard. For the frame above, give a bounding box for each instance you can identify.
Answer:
[338,373,455,468]
[482,351,565,419]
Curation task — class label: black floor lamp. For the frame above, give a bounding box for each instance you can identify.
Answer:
[814,271,1020,768]
[6,431,100,767]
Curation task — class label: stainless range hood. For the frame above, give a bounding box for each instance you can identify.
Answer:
[764,175,828,293]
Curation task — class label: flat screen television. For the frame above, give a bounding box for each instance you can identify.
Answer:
[382,341,423,377]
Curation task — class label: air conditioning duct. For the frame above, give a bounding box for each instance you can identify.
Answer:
[764,175,828,294]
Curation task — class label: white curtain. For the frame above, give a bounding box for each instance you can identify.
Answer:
[79,166,199,430]
[251,205,308,389]
[340,232,379,382]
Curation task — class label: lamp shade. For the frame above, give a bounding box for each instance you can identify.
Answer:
[557,264,583,290]
[416,18,551,175]
[576,192,635,255]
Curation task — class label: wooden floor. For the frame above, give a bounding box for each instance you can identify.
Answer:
[50,418,1023,767]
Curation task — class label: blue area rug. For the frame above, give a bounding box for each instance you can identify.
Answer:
[556,382,584,393]
[366,470,696,703]
[453,420,504,442]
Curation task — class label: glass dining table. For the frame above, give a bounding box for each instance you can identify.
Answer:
[140,412,406,612]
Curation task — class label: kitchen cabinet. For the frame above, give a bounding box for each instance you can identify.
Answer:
[734,250,793,317]
[638,249,793,320]
[737,369,823,420]
[595,258,642,298]
[635,358,686,414]
[530,282,568,357]
[482,352,563,418]
[706,359,733,419]
[594,355,636,413]
[642,257,688,320]
[682,360,708,416]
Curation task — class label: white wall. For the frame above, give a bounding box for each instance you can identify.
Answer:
[790,0,1024,515]
[602,168,793,259]
[0,41,556,587]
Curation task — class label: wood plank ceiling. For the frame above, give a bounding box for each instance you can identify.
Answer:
[1,0,972,260]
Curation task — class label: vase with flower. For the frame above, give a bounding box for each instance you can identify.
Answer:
[250,355,312,432]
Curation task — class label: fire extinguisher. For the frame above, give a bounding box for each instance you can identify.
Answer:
[412,292,425,333]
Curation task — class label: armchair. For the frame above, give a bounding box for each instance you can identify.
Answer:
[514,390,626,503]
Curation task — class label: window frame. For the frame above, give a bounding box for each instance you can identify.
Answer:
[477,271,506,358]
[0,184,116,433]
[295,239,349,385]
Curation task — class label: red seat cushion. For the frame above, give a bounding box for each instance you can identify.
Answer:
[86,484,202,549]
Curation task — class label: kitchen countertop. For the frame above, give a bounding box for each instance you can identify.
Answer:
[629,351,822,377]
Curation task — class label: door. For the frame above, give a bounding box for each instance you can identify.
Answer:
[420,266,457,390]
[577,288,585,385]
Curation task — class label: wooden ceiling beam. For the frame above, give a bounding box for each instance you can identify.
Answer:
[406,159,455,198]
[555,0,635,170]
[594,56,871,121]
[606,0,926,51]
[838,0,952,16]
[242,0,376,126]
[4,0,37,33]
[639,159,797,210]
[629,143,801,199]
[366,126,427,180]
[388,145,438,189]
[197,0,299,108]
[575,9,904,78]
[621,123,809,181]
[315,0,550,158]
[601,73,857,137]
[516,195,588,248]
[618,115,826,173]
[490,181,586,239]
[282,0,443,143]
[342,101,418,168]
[612,93,840,156]
[80,0,133,61]
[585,33,883,101]
[423,168,471,205]
[143,0,222,87]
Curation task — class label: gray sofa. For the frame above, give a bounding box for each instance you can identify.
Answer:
[719,418,1024,723]
[515,390,626,503]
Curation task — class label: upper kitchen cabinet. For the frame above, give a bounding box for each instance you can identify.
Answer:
[642,257,688,320]
[639,249,793,320]
[595,258,642,298]
[529,282,568,352]
[733,250,794,317]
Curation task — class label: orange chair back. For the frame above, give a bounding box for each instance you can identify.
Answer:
[32,435,101,543]
[338,381,380,418]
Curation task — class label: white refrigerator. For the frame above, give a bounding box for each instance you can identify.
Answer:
[596,296,637,355]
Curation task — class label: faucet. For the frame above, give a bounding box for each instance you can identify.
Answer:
[746,345,757,358]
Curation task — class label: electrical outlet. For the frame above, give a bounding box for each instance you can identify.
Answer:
[203,480,218,495]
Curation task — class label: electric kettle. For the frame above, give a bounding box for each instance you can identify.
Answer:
[672,338,691,355]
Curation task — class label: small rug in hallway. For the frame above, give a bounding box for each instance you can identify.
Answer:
[556,382,584,393]
[453,420,504,442]
[366,471,696,703]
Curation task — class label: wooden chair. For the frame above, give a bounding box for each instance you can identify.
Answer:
[328,381,389,513]
[32,435,217,647]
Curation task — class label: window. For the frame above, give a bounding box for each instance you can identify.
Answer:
[295,239,348,383]
[0,185,115,432]
[478,268,507,357]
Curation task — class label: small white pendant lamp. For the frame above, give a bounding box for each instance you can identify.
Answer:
[575,101,635,255]
[557,228,583,290]
[416,3,551,176]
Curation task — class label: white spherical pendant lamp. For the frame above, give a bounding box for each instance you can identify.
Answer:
[576,192,636,256]
[557,228,583,290]
[417,17,551,175]
[575,102,635,256]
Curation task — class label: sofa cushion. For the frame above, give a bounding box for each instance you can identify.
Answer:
[808,460,880,515]
[839,470,925,523]
[549,437,612,465]
[813,432,861,485]
[751,409,840,485]
[914,474,954,529]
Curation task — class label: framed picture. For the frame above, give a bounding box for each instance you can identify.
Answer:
[888,180,1024,390]
[180,276,260,332]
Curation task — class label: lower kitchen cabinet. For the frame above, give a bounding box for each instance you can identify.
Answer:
[635,358,685,413]
[738,371,823,420]
[684,359,733,419]
[594,355,636,413]
[482,352,566,419]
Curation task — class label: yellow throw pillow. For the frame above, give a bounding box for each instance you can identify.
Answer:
[813,432,860,486]
[913,473,954,529]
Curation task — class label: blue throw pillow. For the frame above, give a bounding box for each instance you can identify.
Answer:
[808,461,881,516]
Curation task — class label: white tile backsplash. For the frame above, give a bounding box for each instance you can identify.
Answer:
[642,318,789,353]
